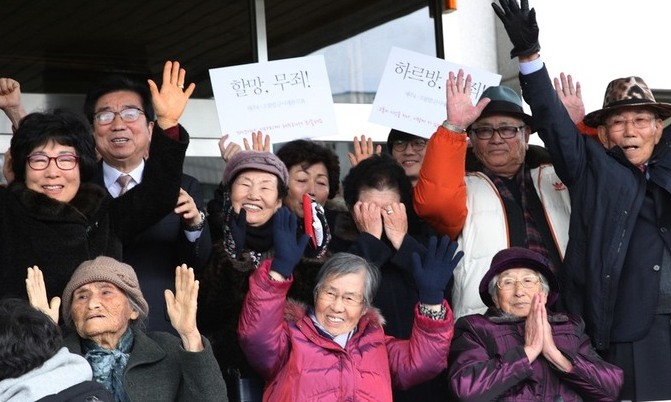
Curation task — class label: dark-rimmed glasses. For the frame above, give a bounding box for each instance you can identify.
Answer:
[391,139,427,152]
[94,107,145,125]
[317,288,365,307]
[27,154,79,171]
[496,275,540,291]
[470,126,526,140]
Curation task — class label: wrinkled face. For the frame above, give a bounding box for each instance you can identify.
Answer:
[230,170,282,227]
[470,115,529,178]
[598,107,662,166]
[93,90,154,171]
[357,187,401,210]
[285,162,330,217]
[493,268,544,317]
[71,282,139,349]
[25,140,81,203]
[314,271,367,336]
[390,139,426,186]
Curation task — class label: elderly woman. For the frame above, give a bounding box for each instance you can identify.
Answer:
[238,207,459,401]
[275,139,341,257]
[198,150,291,398]
[447,247,623,401]
[26,257,227,402]
[0,86,188,301]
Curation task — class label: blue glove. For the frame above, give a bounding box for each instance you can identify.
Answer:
[492,0,540,59]
[229,208,247,256]
[271,207,310,278]
[412,236,464,305]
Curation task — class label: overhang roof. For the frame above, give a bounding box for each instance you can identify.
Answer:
[2,0,427,98]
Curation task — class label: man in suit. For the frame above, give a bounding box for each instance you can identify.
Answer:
[0,62,212,332]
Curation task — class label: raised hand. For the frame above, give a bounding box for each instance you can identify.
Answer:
[25,266,60,323]
[174,188,203,228]
[218,134,242,162]
[243,131,271,152]
[554,73,585,125]
[148,60,196,129]
[352,201,384,239]
[411,236,463,305]
[348,135,381,167]
[164,264,203,352]
[491,0,540,59]
[0,78,27,128]
[381,202,408,250]
[445,70,491,130]
[271,207,309,278]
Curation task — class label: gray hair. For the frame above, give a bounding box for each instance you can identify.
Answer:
[488,271,550,303]
[313,253,380,308]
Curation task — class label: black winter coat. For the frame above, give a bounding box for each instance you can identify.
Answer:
[0,127,188,300]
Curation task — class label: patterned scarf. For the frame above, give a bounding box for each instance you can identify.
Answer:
[221,192,267,268]
[83,328,134,402]
[484,164,547,258]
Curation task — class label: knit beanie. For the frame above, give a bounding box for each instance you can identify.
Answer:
[222,150,289,187]
[61,256,149,326]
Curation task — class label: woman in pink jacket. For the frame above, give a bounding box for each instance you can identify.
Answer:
[238,207,460,401]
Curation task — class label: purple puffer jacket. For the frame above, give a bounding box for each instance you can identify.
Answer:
[448,308,623,401]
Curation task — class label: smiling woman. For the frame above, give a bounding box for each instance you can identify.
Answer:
[0,108,189,303]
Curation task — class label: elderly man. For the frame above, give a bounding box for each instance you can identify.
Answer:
[414,74,570,319]
[493,0,671,399]
[0,62,212,333]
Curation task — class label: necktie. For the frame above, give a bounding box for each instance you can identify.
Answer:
[116,174,133,195]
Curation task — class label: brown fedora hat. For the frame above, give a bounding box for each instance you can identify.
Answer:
[583,76,671,128]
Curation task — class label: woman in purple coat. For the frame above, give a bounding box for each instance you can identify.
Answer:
[448,247,623,401]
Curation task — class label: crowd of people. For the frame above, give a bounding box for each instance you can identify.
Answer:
[2,0,670,400]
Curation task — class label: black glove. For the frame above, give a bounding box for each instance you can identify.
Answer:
[229,208,247,256]
[491,0,540,59]
[411,236,464,305]
[272,207,310,278]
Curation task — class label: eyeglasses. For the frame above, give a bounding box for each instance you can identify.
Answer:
[27,154,79,171]
[470,126,526,140]
[496,275,541,291]
[606,116,655,133]
[94,107,145,125]
[318,288,365,307]
[391,139,427,152]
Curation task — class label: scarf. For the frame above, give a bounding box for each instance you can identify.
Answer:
[483,164,548,262]
[221,192,273,268]
[83,328,134,402]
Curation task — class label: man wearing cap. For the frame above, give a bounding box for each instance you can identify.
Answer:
[447,247,623,401]
[493,0,671,399]
[414,70,570,319]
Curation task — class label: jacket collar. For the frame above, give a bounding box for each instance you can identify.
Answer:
[9,182,108,221]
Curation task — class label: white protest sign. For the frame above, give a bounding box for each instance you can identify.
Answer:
[370,47,502,138]
[209,55,337,144]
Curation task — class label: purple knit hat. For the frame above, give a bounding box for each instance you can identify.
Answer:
[222,151,289,187]
[479,247,559,308]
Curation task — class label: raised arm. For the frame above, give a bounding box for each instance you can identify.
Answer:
[165,264,203,352]
[148,60,195,130]
[25,266,61,323]
[414,70,489,238]
[0,78,28,130]
[348,134,382,167]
